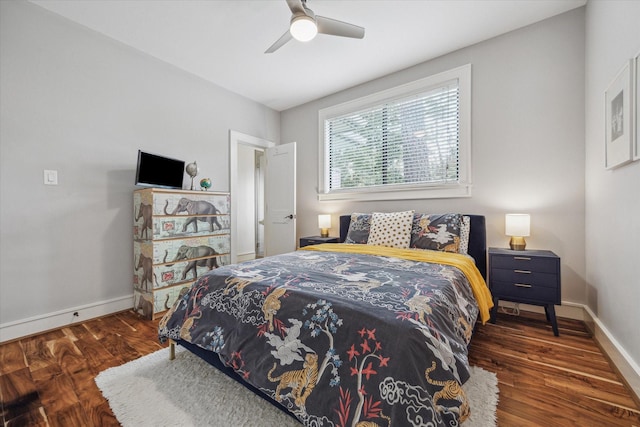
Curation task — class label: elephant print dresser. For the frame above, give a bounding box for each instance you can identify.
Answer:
[133,188,231,319]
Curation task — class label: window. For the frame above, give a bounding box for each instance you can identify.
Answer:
[318,64,471,201]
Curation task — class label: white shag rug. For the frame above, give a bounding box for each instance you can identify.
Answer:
[95,347,498,427]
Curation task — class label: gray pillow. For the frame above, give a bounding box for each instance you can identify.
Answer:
[410,213,463,253]
[344,213,371,244]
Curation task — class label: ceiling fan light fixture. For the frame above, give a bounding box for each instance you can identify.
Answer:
[290,15,317,42]
[265,0,363,53]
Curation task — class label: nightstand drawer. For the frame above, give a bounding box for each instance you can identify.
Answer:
[304,238,330,245]
[491,268,558,288]
[300,236,340,248]
[492,280,560,305]
[491,254,557,273]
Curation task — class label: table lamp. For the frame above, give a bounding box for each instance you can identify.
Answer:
[318,214,331,238]
[505,213,530,251]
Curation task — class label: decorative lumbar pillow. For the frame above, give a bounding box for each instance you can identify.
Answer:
[459,215,471,254]
[367,211,414,248]
[410,213,463,253]
[344,213,372,244]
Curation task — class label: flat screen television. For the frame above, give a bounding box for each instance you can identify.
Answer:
[135,150,185,189]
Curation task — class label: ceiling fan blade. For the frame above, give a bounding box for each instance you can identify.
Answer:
[265,30,293,54]
[316,16,365,39]
[286,0,306,16]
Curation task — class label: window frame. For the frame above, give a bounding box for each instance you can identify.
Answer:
[318,64,472,201]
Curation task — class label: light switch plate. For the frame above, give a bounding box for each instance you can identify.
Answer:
[44,170,58,185]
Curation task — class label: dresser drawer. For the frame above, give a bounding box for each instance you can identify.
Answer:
[491,254,558,273]
[491,280,560,305]
[491,268,558,288]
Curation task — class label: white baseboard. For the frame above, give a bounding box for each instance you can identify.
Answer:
[237,252,256,262]
[496,300,585,321]
[581,305,640,403]
[0,295,133,343]
[497,300,639,402]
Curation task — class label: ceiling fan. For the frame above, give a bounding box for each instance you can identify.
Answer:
[265,0,365,53]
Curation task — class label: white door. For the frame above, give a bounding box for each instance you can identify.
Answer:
[264,142,296,257]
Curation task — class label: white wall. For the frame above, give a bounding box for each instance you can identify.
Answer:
[584,0,640,382]
[0,1,279,338]
[282,9,586,302]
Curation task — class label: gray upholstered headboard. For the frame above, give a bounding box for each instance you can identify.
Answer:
[339,214,487,280]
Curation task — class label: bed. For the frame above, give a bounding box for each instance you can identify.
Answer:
[158,212,492,427]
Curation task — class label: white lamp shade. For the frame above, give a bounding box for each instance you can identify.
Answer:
[505,214,530,237]
[290,16,318,42]
[318,214,332,229]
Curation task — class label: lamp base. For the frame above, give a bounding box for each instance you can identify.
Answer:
[320,229,329,238]
[509,236,526,251]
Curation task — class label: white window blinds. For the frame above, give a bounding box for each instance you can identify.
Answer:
[325,80,460,192]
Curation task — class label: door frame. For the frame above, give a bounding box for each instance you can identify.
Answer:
[229,130,274,264]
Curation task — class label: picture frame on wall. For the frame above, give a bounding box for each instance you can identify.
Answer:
[604,59,634,169]
[634,51,639,161]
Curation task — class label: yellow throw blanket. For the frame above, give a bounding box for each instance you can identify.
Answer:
[301,243,494,324]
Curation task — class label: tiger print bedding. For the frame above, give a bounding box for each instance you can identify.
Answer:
[158,245,486,427]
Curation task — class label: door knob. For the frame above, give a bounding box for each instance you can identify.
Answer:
[285,214,294,219]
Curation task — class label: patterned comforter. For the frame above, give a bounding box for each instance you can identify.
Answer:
[158,244,490,427]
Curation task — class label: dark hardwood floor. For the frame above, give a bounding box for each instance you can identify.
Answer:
[1,309,639,426]
[469,311,640,427]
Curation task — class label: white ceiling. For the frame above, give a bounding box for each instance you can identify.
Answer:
[30,0,586,111]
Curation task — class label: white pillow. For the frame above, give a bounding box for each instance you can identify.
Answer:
[367,211,414,248]
[459,215,471,254]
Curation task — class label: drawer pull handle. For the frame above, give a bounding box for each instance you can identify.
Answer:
[514,283,532,288]
[513,256,531,261]
[514,269,531,274]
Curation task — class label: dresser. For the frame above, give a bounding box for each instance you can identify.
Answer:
[133,188,230,319]
[488,247,561,336]
[299,236,340,248]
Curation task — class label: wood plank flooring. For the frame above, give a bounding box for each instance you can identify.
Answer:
[0,313,167,427]
[469,311,640,427]
[1,309,639,426]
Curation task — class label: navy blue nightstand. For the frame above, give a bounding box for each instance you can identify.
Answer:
[489,247,561,336]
